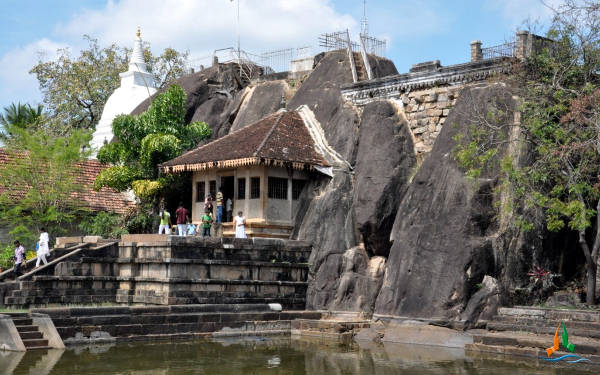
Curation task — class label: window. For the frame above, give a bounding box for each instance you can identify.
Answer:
[292,179,306,200]
[237,178,246,200]
[209,180,216,200]
[196,181,205,202]
[268,177,288,200]
[250,177,260,199]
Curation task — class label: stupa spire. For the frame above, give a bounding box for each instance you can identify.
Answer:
[129,26,147,73]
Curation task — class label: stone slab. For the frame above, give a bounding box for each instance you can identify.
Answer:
[382,322,473,348]
[0,314,26,352]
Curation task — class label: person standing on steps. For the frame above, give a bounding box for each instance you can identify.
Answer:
[234,211,247,239]
[175,202,189,236]
[216,187,224,224]
[201,209,213,237]
[13,240,25,276]
[226,197,233,222]
[158,207,172,235]
[36,227,50,268]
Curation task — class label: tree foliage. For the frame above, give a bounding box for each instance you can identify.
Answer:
[94,84,210,201]
[0,124,92,247]
[30,35,188,135]
[0,103,44,141]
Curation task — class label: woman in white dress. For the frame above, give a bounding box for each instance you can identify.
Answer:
[234,211,247,239]
[36,227,50,268]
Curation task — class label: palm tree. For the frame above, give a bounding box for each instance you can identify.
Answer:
[0,103,44,142]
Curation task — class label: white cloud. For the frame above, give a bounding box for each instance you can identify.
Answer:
[54,0,356,66]
[0,38,69,109]
[484,0,560,27]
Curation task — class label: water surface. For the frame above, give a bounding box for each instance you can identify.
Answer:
[0,337,596,374]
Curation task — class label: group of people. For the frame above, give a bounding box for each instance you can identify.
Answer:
[157,188,247,238]
[12,228,50,277]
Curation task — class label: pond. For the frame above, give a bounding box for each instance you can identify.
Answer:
[0,337,597,375]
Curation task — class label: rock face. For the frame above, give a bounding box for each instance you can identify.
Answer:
[374,84,517,319]
[353,100,417,257]
[291,52,405,312]
[288,51,361,162]
[230,80,289,132]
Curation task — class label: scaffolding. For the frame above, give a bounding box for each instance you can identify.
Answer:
[360,34,386,57]
[319,31,360,52]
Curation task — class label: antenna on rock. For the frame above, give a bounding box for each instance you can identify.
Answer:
[361,0,368,37]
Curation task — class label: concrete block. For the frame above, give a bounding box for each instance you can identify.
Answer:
[0,315,26,352]
[31,313,65,349]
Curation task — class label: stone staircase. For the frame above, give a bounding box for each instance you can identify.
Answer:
[3,242,120,307]
[467,306,600,362]
[353,52,369,81]
[10,314,51,350]
[221,220,293,239]
[291,311,371,343]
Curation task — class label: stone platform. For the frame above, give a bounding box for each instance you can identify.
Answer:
[465,306,600,369]
[29,304,322,343]
[1,236,311,309]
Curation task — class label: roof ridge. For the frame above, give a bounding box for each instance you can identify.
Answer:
[253,111,285,158]
[160,112,281,166]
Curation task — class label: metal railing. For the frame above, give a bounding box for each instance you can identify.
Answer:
[482,41,517,59]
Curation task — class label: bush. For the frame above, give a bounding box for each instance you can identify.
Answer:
[79,211,128,239]
[0,245,13,269]
[122,204,155,234]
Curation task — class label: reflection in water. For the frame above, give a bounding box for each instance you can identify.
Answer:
[0,337,597,375]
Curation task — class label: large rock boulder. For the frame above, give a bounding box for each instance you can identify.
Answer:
[288,50,396,163]
[374,84,517,319]
[230,80,290,132]
[353,100,417,257]
[296,172,357,309]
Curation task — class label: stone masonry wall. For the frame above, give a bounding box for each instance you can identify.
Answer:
[399,86,461,155]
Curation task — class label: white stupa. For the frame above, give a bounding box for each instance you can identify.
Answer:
[90,27,157,156]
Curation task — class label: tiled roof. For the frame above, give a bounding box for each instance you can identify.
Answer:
[160,110,330,173]
[0,149,135,214]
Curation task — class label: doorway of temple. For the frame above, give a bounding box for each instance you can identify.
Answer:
[220,176,234,222]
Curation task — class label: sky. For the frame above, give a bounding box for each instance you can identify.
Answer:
[0,0,559,111]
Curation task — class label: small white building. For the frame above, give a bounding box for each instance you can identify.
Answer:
[90,28,157,156]
[160,110,331,238]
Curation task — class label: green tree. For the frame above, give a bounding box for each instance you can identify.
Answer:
[0,103,44,141]
[30,35,188,135]
[0,124,92,247]
[94,84,210,202]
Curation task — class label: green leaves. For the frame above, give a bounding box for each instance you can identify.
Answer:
[95,84,211,201]
[0,127,91,247]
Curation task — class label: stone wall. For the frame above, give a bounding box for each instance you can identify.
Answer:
[399,86,461,155]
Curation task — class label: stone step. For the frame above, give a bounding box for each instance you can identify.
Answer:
[5,294,117,306]
[11,317,32,325]
[16,325,38,333]
[498,306,600,323]
[50,311,317,327]
[22,338,48,348]
[487,321,600,340]
[222,231,291,239]
[24,346,52,351]
[291,319,370,333]
[471,331,600,355]
[19,331,43,340]
[494,315,600,331]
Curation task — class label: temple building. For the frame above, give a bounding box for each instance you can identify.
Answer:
[90,28,157,156]
[160,109,332,238]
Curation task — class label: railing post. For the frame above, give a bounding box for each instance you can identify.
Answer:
[470,40,483,62]
[359,35,373,80]
[516,30,530,60]
[346,29,358,83]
